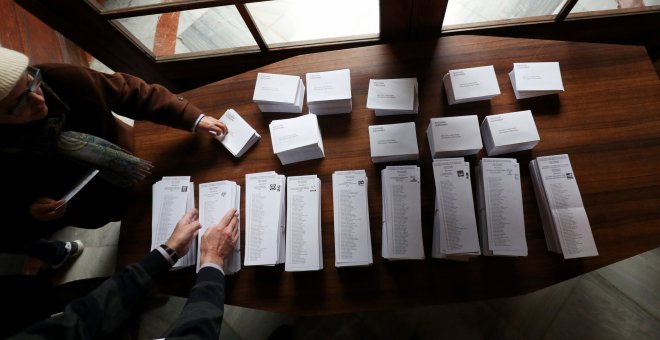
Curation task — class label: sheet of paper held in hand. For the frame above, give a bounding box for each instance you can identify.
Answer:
[57,169,100,209]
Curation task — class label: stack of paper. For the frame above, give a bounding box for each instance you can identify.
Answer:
[332,170,373,267]
[285,175,323,271]
[480,110,540,156]
[198,181,241,275]
[368,122,419,163]
[217,109,260,157]
[475,158,528,256]
[152,176,196,269]
[427,115,483,158]
[244,171,286,266]
[306,69,352,115]
[431,158,481,260]
[443,65,501,105]
[381,166,424,260]
[366,78,419,116]
[269,114,325,165]
[529,154,598,259]
[509,62,564,99]
[252,72,305,113]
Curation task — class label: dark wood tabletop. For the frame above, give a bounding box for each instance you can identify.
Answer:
[118,35,660,315]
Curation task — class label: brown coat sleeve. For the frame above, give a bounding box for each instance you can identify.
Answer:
[37,63,201,131]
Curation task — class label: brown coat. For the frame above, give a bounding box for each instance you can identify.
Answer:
[0,64,203,245]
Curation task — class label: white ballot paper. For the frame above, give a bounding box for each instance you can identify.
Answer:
[285,175,323,271]
[269,114,325,165]
[480,110,540,156]
[253,72,305,113]
[432,158,480,260]
[509,62,564,99]
[198,180,241,274]
[381,166,424,260]
[244,171,286,266]
[529,154,598,259]
[369,122,419,163]
[366,78,419,116]
[443,65,501,105]
[57,169,100,209]
[427,115,483,158]
[217,109,260,157]
[476,158,527,256]
[306,68,352,115]
[333,170,373,267]
[152,176,196,269]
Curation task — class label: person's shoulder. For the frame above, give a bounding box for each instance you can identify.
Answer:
[37,63,100,84]
[37,63,91,74]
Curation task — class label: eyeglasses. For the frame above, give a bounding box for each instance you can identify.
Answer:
[6,67,42,116]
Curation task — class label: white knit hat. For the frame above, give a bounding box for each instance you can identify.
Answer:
[0,46,29,102]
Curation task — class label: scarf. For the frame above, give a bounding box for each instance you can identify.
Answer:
[0,107,152,188]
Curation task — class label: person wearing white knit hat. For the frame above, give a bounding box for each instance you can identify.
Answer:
[0,46,230,268]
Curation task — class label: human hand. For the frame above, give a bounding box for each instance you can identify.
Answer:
[166,208,202,257]
[196,116,228,139]
[200,208,239,268]
[29,197,67,221]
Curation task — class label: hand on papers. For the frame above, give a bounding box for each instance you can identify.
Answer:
[166,208,202,257]
[201,208,239,268]
[196,115,228,138]
[29,197,67,221]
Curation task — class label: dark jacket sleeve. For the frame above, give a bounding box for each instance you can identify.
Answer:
[37,63,202,132]
[9,250,172,340]
[166,267,225,340]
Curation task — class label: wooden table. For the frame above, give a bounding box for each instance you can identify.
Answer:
[118,35,660,315]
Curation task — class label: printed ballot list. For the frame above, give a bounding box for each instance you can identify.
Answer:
[476,158,528,257]
[152,176,196,269]
[285,175,323,271]
[382,166,424,260]
[432,158,480,260]
[198,181,241,274]
[244,171,286,266]
[333,170,373,267]
[530,154,598,259]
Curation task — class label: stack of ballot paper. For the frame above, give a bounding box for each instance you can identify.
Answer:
[509,62,564,99]
[368,122,419,163]
[480,110,540,156]
[333,170,373,267]
[269,114,325,165]
[427,115,483,158]
[285,175,323,271]
[431,158,481,260]
[198,180,241,275]
[475,158,528,256]
[381,166,424,260]
[443,65,501,105]
[217,109,260,157]
[152,176,196,269]
[366,78,419,116]
[530,154,598,259]
[244,171,286,266]
[306,68,352,115]
[252,72,305,113]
